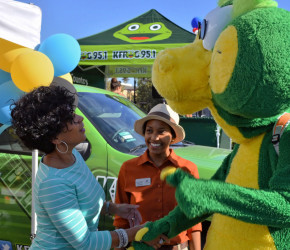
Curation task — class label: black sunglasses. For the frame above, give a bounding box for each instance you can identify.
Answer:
[198,19,207,40]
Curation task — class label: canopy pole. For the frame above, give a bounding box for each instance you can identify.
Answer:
[134,78,136,104]
[216,124,221,148]
[30,149,38,241]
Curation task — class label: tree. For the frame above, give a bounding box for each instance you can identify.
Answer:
[135,78,163,113]
[122,77,129,83]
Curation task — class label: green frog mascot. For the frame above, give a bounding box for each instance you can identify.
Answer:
[131,0,290,249]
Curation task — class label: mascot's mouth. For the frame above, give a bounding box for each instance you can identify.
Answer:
[162,85,212,115]
[156,82,212,104]
[166,98,211,115]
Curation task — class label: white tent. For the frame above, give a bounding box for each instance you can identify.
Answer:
[121,82,134,90]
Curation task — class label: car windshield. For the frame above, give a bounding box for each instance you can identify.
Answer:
[78,92,147,154]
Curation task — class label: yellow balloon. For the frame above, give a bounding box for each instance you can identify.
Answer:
[59,73,73,84]
[0,38,31,72]
[11,51,54,92]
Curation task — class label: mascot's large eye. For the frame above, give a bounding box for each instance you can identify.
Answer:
[150,24,162,31]
[128,24,140,31]
[201,5,233,51]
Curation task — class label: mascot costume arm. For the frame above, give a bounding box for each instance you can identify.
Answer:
[133,133,290,246]
[167,149,290,227]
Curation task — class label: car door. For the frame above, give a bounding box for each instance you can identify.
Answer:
[0,126,33,248]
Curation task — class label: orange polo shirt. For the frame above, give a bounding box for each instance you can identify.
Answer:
[113,149,202,245]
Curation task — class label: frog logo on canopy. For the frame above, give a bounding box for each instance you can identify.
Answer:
[113,22,172,43]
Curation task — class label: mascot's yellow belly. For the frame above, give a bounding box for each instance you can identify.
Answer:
[204,133,276,250]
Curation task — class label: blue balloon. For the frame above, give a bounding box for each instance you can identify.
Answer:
[0,80,25,108]
[34,43,41,51]
[0,69,12,85]
[0,105,11,124]
[38,34,81,77]
[191,17,202,29]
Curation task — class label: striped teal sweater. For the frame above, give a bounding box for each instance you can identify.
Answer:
[30,149,111,249]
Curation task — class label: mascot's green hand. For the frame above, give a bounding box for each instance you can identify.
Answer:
[141,221,169,241]
[160,166,177,182]
[166,168,209,218]
[165,168,196,187]
[130,227,153,250]
[131,206,209,250]
[131,221,170,250]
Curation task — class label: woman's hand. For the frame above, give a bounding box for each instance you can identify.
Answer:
[111,203,142,227]
[111,224,144,249]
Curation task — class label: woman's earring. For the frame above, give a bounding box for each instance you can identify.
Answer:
[56,140,68,154]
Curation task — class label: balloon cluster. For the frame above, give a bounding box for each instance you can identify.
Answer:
[0,33,81,125]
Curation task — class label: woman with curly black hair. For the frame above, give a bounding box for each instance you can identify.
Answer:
[11,82,145,250]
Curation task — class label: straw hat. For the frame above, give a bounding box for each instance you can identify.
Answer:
[134,104,185,144]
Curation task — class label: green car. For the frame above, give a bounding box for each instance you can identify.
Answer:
[0,84,230,249]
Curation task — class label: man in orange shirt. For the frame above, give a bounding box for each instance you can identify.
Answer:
[114,104,201,250]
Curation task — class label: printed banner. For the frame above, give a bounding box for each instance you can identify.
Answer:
[79,43,189,66]
[106,65,152,77]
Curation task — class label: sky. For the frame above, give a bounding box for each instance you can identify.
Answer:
[16,0,290,42]
[14,0,290,85]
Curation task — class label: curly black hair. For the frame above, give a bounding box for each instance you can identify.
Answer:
[11,86,76,154]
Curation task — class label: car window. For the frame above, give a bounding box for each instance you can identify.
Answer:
[78,92,146,154]
[0,127,32,154]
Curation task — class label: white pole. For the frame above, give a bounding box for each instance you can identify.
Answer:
[31,149,38,241]
[229,138,233,150]
[216,124,221,148]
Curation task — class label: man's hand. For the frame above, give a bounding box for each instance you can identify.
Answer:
[111,203,142,227]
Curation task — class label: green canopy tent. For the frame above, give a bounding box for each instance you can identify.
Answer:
[72,9,195,88]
